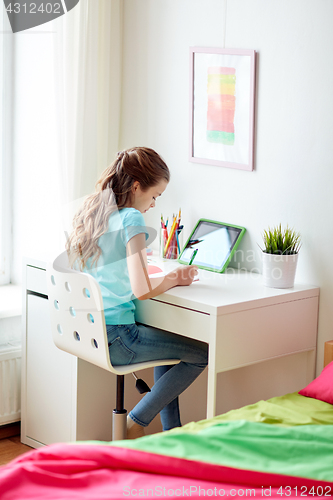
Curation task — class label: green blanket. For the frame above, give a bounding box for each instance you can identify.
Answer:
[85,393,333,482]
[179,392,333,431]
[120,419,333,482]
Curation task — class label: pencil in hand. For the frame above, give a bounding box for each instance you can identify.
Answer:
[189,248,198,265]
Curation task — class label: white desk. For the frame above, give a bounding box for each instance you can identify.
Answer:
[136,261,319,419]
[22,257,319,446]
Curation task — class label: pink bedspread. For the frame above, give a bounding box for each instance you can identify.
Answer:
[0,443,332,499]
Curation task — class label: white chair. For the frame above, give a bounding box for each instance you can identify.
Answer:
[47,251,179,440]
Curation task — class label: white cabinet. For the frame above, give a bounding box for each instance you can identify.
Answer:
[25,293,72,444]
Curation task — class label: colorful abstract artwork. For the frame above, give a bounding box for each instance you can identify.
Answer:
[190,48,256,171]
[207,67,236,146]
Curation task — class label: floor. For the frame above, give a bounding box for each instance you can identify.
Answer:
[0,424,33,467]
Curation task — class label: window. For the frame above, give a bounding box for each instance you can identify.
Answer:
[0,6,13,285]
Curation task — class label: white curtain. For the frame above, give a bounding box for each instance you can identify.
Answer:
[53,0,123,231]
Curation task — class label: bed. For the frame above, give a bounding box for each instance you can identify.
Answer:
[1,347,333,499]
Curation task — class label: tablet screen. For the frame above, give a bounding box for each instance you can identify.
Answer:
[178,219,246,273]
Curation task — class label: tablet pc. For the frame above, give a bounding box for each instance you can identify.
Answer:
[178,219,246,273]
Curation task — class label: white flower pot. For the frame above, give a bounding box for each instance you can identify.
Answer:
[262,252,299,289]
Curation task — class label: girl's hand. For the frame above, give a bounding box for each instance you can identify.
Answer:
[173,265,198,286]
[127,234,198,299]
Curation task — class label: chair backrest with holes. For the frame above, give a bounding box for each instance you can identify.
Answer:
[47,251,115,373]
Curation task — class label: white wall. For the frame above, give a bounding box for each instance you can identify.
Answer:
[120,0,333,373]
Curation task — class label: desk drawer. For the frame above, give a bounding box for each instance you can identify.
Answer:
[215,296,318,372]
[135,299,210,343]
[26,265,48,296]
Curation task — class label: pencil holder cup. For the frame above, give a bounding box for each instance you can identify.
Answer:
[159,226,183,260]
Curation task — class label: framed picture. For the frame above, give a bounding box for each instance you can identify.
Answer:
[189,47,256,171]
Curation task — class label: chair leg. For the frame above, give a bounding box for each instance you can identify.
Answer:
[112,375,127,441]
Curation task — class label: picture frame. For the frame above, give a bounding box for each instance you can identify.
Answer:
[189,47,256,171]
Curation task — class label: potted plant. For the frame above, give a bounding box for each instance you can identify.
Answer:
[259,224,301,288]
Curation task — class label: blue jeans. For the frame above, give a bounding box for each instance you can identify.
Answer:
[106,323,208,431]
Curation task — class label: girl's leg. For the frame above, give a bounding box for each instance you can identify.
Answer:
[107,324,208,430]
[154,365,181,430]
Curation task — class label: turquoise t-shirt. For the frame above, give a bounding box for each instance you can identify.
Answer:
[84,208,149,325]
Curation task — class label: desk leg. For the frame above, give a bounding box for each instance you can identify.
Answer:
[306,349,317,382]
[206,315,218,420]
[207,367,217,420]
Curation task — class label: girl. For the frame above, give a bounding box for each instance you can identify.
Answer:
[66,147,208,438]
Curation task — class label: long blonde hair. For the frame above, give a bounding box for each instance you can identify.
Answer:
[66,147,170,270]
